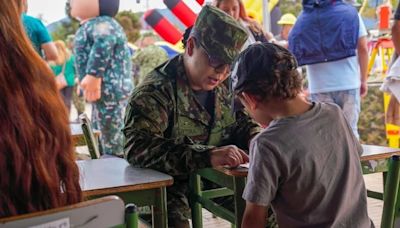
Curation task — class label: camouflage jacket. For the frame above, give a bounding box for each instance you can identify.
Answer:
[74,16,133,101]
[132,45,169,86]
[123,55,261,177]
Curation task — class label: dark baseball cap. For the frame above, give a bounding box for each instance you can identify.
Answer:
[230,42,298,111]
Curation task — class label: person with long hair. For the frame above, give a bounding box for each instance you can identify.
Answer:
[50,40,77,112]
[0,0,82,218]
[213,0,270,49]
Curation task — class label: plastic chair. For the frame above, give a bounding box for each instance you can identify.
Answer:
[79,113,101,159]
[0,195,138,228]
[381,155,400,228]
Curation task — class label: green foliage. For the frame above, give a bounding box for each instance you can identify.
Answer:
[51,19,79,42]
[279,0,303,16]
[51,0,78,42]
[115,10,142,44]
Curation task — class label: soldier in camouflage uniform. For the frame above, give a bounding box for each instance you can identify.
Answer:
[132,44,168,86]
[123,6,261,227]
[71,0,133,156]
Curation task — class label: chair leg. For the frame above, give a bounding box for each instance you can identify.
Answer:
[79,113,100,159]
[233,177,246,228]
[190,173,203,228]
[126,204,139,228]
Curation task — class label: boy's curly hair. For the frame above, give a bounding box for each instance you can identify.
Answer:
[232,43,303,102]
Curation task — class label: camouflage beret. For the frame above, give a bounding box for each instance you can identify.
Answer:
[191,5,248,64]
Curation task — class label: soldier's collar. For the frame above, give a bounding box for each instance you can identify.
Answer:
[157,54,183,77]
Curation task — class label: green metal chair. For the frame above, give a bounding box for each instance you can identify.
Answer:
[0,195,138,228]
[381,155,400,228]
[79,113,101,159]
[189,168,246,228]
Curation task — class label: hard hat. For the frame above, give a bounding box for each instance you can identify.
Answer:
[277,13,297,25]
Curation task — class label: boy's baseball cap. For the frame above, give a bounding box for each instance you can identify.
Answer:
[230,42,298,111]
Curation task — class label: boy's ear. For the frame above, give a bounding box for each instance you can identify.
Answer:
[242,92,258,110]
[186,37,196,56]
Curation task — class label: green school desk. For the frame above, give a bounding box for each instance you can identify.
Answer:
[77,157,173,228]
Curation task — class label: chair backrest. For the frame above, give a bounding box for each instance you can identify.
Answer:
[79,113,100,159]
[381,155,400,228]
[0,196,138,228]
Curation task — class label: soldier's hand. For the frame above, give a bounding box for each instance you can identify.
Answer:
[209,145,249,168]
[80,74,102,102]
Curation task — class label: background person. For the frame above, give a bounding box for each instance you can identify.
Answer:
[49,40,76,112]
[0,0,81,218]
[289,0,369,138]
[131,33,168,86]
[71,0,133,156]
[21,0,58,61]
[213,0,269,49]
[269,13,296,48]
[66,34,86,120]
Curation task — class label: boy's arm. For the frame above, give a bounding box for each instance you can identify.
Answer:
[242,202,268,228]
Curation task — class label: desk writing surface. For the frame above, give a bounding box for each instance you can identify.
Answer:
[218,144,400,176]
[210,145,400,177]
[214,166,248,177]
[361,144,400,161]
[77,158,173,195]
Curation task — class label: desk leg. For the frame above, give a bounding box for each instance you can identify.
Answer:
[381,158,400,228]
[190,173,203,228]
[233,176,246,228]
[153,187,168,228]
[383,172,387,193]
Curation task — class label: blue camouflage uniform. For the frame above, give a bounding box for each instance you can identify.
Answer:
[74,16,133,156]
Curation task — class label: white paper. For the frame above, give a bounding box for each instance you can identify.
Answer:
[29,217,70,228]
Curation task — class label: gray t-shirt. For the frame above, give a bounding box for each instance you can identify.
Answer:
[243,102,374,228]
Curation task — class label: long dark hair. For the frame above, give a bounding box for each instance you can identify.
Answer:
[0,0,82,218]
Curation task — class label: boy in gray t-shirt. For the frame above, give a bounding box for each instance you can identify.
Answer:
[230,43,374,228]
